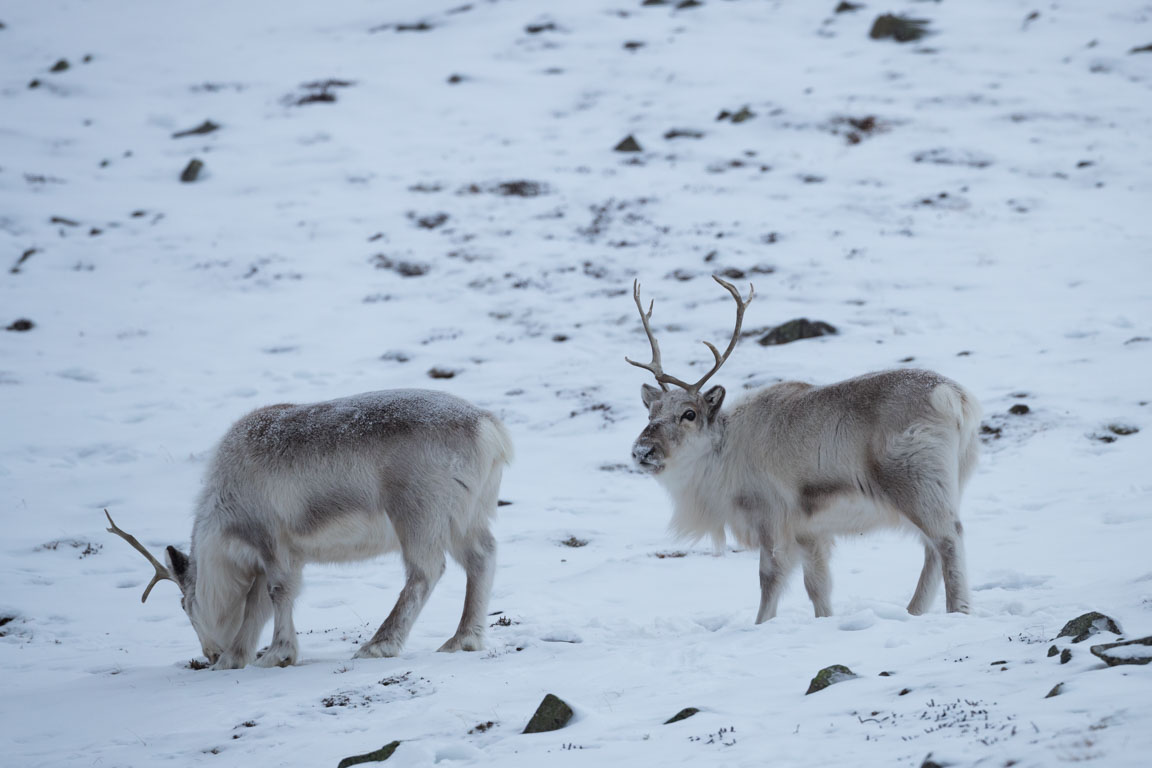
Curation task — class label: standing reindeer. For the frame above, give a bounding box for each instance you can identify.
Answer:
[106,389,513,669]
[627,277,980,621]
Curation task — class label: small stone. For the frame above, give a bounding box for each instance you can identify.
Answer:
[427,367,457,379]
[1009,404,1030,415]
[1090,636,1152,666]
[1047,645,1059,657]
[50,58,70,73]
[172,120,221,139]
[6,319,35,332]
[806,664,857,695]
[614,135,643,153]
[337,740,400,768]
[1108,424,1139,436]
[835,2,863,12]
[28,79,41,89]
[920,755,948,768]
[676,0,702,8]
[1057,612,1122,643]
[1059,648,1072,664]
[758,318,838,346]
[729,106,756,124]
[180,158,204,183]
[664,707,699,724]
[1045,682,1064,698]
[523,694,574,733]
[869,14,931,43]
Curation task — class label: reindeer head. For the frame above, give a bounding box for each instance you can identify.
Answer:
[626,276,753,475]
[104,510,221,664]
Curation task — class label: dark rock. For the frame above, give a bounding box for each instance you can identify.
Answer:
[427,368,457,379]
[642,0,668,5]
[28,79,41,89]
[677,0,703,8]
[1108,424,1139,436]
[1047,645,1059,658]
[1009,404,1030,415]
[372,255,429,277]
[180,158,204,183]
[664,707,699,724]
[758,318,838,346]
[869,14,931,43]
[395,22,433,32]
[414,212,449,230]
[614,135,643,153]
[494,180,547,197]
[835,2,863,12]
[525,22,557,34]
[560,536,587,548]
[172,120,220,139]
[920,755,949,768]
[1129,43,1152,54]
[899,688,911,696]
[623,41,646,50]
[1057,612,1122,643]
[338,741,401,768]
[6,319,34,332]
[664,128,704,140]
[1090,636,1152,666]
[1045,682,1064,698]
[523,694,574,733]
[50,58,70,73]
[1060,648,1072,665]
[806,664,856,694]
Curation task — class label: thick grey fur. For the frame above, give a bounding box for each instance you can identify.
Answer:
[632,369,980,621]
[163,389,513,669]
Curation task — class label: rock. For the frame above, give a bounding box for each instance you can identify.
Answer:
[664,707,699,724]
[172,120,220,139]
[614,135,643,153]
[1130,43,1152,54]
[1047,645,1059,657]
[729,106,756,124]
[1090,636,1152,666]
[50,58,70,73]
[806,664,857,695]
[337,741,400,768]
[1057,612,1122,643]
[1009,404,1030,415]
[6,318,34,332]
[835,2,863,12]
[180,158,204,183]
[1045,682,1064,698]
[523,694,574,733]
[920,755,949,768]
[427,367,457,380]
[758,318,838,346]
[1060,648,1072,665]
[869,14,931,43]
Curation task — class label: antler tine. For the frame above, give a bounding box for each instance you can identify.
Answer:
[685,275,755,393]
[624,280,697,392]
[104,509,176,603]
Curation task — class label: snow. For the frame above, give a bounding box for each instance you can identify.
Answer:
[2,0,1151,766]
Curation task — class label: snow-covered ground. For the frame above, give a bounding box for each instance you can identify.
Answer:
[2,1,1151,765]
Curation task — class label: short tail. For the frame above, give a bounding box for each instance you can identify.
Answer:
[479,414,514,467]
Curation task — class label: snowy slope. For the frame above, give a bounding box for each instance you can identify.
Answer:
[2,0,1151,766]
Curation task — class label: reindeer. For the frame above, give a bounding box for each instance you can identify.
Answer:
[106,389,513,669]
[627,277,980,621]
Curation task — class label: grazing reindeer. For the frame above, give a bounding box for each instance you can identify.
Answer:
[627,277,980,621]
[106,389,513,669]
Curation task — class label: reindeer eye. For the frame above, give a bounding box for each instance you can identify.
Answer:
[682,410,696,422]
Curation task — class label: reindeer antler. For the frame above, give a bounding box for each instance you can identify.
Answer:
[625,275,754,394]
[104,509,176,602]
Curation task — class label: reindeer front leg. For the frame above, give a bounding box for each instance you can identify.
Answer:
[253,564,303,667]
[755,538,797,624]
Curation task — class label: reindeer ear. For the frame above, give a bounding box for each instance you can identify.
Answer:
[165,546,190,592]
[702,385,725,419]
[641,384,662,409]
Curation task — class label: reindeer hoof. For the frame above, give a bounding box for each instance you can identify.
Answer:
[253,645,297,668]
[354,640,403,659]
[438,634,484,653]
